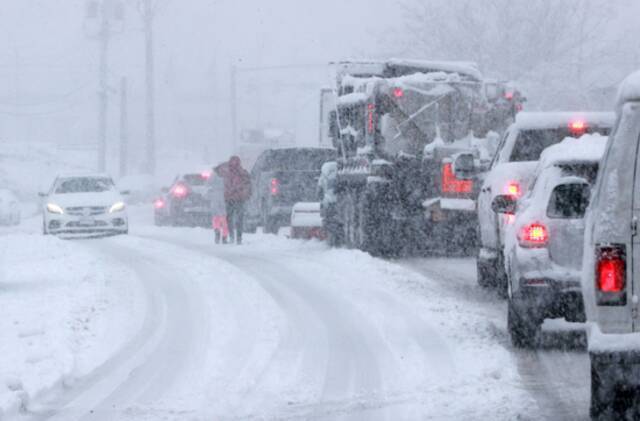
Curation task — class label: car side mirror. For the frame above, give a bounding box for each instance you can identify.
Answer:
[491,194,517,215]
[120,190,131,195]
[452,153,476,180]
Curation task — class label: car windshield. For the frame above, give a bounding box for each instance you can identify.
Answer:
[55,177,115,194]
[510,127,611,162]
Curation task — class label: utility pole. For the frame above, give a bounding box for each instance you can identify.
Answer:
[97,1,110,172]
[142,0,156,175]
[119,77,128,177]
[86,0,123,172]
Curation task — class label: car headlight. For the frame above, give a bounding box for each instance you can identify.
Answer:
[46,203,64,214]
[109,202,126,213]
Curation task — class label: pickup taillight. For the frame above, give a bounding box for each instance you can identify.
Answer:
[596,244,626,306]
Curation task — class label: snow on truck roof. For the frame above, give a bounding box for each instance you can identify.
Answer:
[386,59,482,81]
[617,70,640,105]
[335,59,482,81]
[514,112,615,130]
[538,134,608,168]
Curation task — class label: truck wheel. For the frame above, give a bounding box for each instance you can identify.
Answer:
[507,299,539,349]
[262,206,279,234]
[358,190,392,256]
[476,258,493,288]
[342,192,359,248]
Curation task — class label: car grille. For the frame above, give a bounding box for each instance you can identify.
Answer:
[66,220,109,228]
[65,206,108,216]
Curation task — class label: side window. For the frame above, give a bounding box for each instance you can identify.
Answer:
[547,183,591,219]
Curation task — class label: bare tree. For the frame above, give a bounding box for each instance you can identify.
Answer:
[392,0,619,109]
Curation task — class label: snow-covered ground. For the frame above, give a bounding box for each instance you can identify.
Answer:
[0,226,145,418]
[0,205,592,420]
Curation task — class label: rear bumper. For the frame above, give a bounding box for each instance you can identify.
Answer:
[591,337,640,389]
[514,280,585,322]
[268,205,293,218]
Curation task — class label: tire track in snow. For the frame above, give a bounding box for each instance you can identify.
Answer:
[400,257,590,420]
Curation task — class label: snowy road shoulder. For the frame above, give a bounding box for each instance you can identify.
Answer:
[0,233,144,419]
[137,226,540,419]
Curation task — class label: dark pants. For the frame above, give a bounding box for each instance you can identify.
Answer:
[226,201,245,243]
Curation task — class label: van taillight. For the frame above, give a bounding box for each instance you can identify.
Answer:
[270,178,280,195]
[441,163,473,194]
[596,245,626,306]
[518,223,548,248]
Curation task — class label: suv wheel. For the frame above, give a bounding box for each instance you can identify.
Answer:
[476,258,493,288]
[507,299,539,348]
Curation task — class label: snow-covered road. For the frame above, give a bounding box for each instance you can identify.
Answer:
[2,207,591,420]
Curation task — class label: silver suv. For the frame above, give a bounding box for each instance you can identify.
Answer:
[583,71,640,418]
[494,136,606,347]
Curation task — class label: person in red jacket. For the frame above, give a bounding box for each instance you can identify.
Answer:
[214,156,252,244]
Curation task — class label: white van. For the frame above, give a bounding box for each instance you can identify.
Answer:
[583,70,640,418]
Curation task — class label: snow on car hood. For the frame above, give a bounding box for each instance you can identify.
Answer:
[48,191,123,209]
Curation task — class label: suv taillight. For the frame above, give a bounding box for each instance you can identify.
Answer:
[171,183,189,199]
[270,178,280,196]
[518,223,548,248]
[441,162,473,195]
[596,245,626,306]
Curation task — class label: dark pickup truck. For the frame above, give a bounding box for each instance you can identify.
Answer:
[245,148,337,233]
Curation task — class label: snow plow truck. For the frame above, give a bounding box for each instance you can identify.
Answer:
[319,59,523,256]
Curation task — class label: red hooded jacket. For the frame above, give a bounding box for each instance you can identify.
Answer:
[215,156,252,203]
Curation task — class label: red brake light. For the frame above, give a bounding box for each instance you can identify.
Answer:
[171,183,189,198]
[504,91,514,100]
[153,199,165,209]
[441,162,473,195]
[393,88,404,98]
[201,171,212,180]
[518,223,548,248]
[270,178,280,195]
[596,245,626,305]
[506,181,521,198]
[569,120,587,135]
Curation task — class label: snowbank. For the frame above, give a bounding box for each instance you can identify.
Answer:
[0,233,143,418]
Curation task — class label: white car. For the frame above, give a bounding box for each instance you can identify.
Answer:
[476,112,614,296]
[496,135,607,348]
[582,70,640,418]
[0,189,20,226]
[41,174,129,236]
